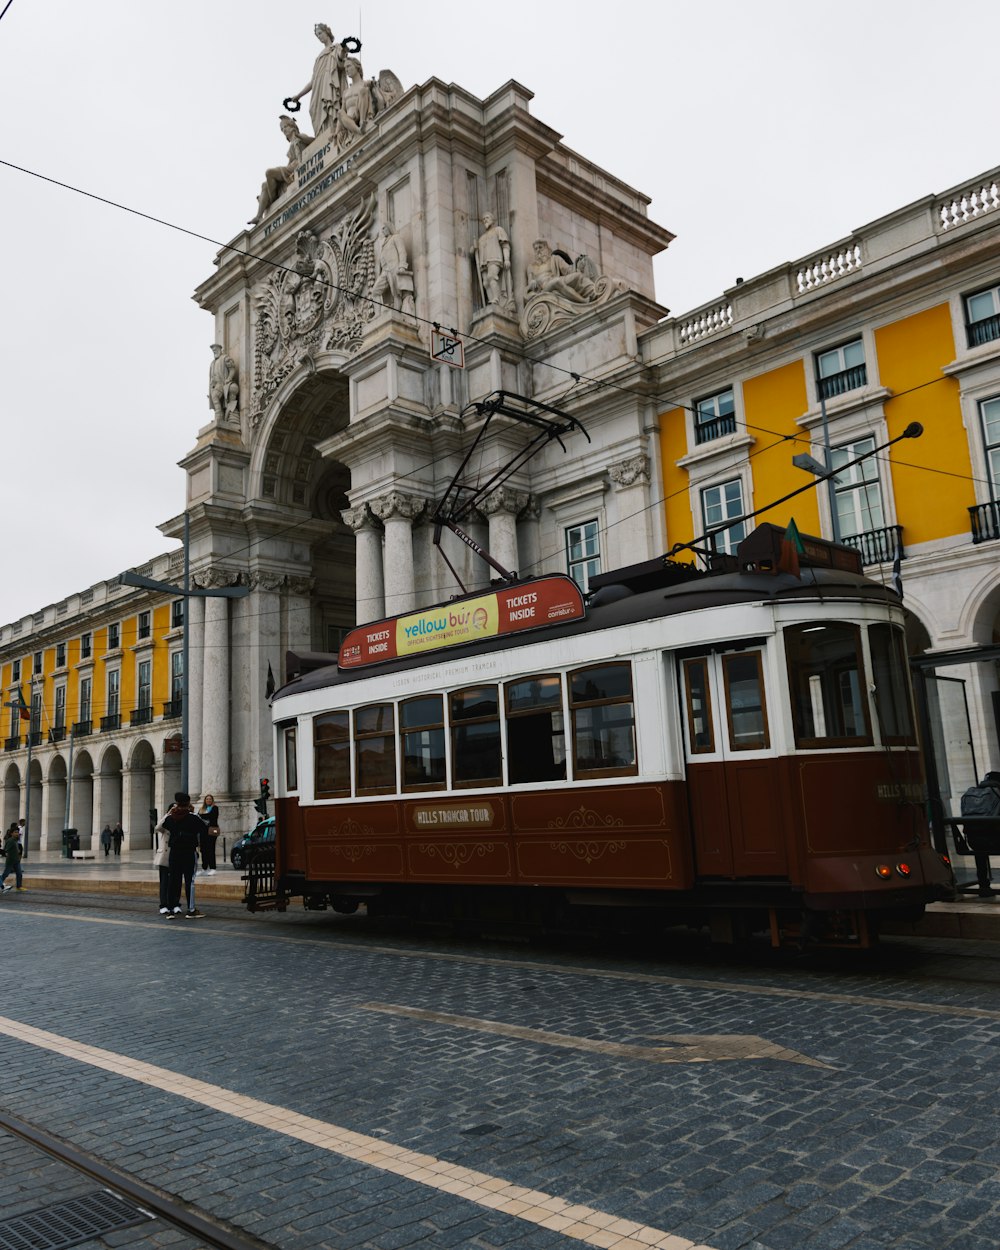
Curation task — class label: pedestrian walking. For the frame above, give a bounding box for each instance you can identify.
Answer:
[112,822,124,856]
[100,824,113,857]
[152,818,171,914]
[161,792,204,918]
[197,793,220,874]
[1,825,24,891]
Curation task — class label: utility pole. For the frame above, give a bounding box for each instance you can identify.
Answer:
[120,512,249,794]
[792,395,841,543]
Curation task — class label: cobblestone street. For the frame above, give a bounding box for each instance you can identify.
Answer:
[4,891,1000,1250]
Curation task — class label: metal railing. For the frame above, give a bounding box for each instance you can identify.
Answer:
[3,736,19,752]
[694,413,738,445]
[817,363,868,399]
[100,713,121,733]
[244,844,281,912]
[48,726,67,744]
[970,500,1000,544]
[967,314,1000,349]
[162,699,182,719]
[72,720,92,738]
[130,706,153,727]
[840,524,904,567]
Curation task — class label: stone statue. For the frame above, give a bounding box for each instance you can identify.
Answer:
[474,213,514,313]
[208,344,239,420]
[248,116,313,227]
[334,56,372,148]
[519,239,627,340]
[372,222,415,317]
[525,239,596,303]
[287,23,349,138]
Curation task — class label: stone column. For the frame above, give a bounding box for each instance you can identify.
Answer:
[187,594,205,801]
[481,487,529,578]
[343,505,385,624]
[608,454,653,566]
[201,587,232,798]
[371,492,426,617]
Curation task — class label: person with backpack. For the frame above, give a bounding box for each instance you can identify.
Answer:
[960,771,1000,897]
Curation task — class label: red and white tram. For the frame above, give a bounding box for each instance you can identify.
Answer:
[258,523,954,947]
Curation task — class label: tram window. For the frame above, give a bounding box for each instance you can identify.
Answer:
[506,675,567,783]
[355,703,397,794]
[400,695,446,791]
[314,711,350,798]
[569,663,637,777]
[283,726,298,792]
[785,623,871,747]
[722,652,770,750]
[682,658,715,753]
[869,624,916,744]
[450,685,502,787]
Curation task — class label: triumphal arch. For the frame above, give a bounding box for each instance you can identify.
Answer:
[173,22,673,805]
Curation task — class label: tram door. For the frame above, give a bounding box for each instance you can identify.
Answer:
[679,647,786,879]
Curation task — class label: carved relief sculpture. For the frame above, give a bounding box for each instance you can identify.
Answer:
[519,240,627,340]
[473,213,515,316]
[372,222,415,318]
[250,196,378,424]
[208,344,239,421]
[248,115,313,227]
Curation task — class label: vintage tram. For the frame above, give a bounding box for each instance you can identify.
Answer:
[255,523,954,948]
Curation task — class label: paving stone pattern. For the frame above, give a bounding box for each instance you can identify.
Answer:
[2,898,1000,1249]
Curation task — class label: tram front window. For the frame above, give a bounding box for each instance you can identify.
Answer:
[314,711,350,798]
[451,685,502,787]
[401,695,446,790]
[785,623,871,747]
[570,663,637,776]
[506,675,566,783]
[869,623,916,743]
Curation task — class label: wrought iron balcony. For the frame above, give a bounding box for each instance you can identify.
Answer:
[694,413,738,445]
[100,713,121,733]
[967,314,1000,349]
[130,706,153,727]
[162,699,182,720]
[28,731,42,747]
[3,736,19,752]
[970,500,1000,543]
[840,524,904,567]
[72,720,92,738]
[48,726,67,744]
[817,363,868,400]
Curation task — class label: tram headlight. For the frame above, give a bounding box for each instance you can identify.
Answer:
[875,863,893,879]
[895,862,912,878]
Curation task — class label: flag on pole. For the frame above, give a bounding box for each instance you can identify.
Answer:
[13,686,29,721]
[777,518,805,579]
[265,662,276,700]
[892,550,903,599]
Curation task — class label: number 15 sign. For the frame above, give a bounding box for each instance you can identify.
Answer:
[430,328,465,369]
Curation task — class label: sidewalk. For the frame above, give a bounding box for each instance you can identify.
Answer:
[7,853,1000,940]
[10,852,245,903]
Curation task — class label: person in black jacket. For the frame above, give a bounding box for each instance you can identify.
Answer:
[162,792,204,918]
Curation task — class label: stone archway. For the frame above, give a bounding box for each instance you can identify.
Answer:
[96,745,124,838]
[46,754,69,851]
[127,740,156,851]
[71,749,95,848]
[2,763,20,833]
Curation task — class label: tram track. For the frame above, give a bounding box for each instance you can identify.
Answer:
[0,1107,276,1250]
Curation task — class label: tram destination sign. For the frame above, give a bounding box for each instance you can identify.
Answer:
[339,576,586,670]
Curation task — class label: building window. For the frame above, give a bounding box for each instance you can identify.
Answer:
[30,690,42,736]
[138,611,151,640]
[831,437,885,538]
[107,622,120,650]
[966,284,1000,349]
[980,396,1000,500]
[701,478,747,555]
[55,642,67,668]
[107,669,120,718]
[816,338,867,399]
[172,600,184,628]
[566,520,601,591]
[33,651,42,676]
[79,676,92,724]
[54,685,66,731]
[137,659,152,710]
[170,651,183,701]
[80,632,91,660]
[694,388,736,445]
[12,659,20,683]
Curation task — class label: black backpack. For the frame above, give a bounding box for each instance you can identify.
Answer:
[960,780,1000,854]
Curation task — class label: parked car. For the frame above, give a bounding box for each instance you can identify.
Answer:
[230,817,275,869]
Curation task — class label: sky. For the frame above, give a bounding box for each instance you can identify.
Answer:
[1,0,999,624]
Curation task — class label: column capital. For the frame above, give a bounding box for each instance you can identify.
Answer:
[480,486,530,518]
[342,503,384,534]
[608,454,650,490]
[193,566,246,591]
[370,491,427,524]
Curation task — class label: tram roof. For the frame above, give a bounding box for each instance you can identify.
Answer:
[274,563,898,703]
